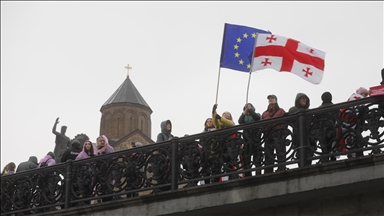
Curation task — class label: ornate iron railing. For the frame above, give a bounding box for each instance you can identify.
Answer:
[1,96,383,215]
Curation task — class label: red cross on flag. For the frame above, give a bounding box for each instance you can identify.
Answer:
[252,34,326,85]
[347,93,365,101]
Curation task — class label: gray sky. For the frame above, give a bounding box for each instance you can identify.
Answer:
[1,1,383,168]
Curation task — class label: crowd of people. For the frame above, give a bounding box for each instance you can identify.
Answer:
[2,135,115,177]
[1,68,382,215]
[2,83,378,178]
[154,86,376,179]
[1,79,382,213]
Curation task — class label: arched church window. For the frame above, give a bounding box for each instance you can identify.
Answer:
[117,117,120,136]
[130,116,133,133]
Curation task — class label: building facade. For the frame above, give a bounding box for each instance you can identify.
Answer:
[99,75,154,151]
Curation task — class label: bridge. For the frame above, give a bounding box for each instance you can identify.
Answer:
[1,96,383,216]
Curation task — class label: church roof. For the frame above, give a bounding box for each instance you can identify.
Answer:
[101,76,151,111]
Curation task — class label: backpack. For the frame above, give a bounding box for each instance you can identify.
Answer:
[39,160,49,168]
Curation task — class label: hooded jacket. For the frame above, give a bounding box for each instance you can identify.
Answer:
[61,139,82,162]
[156,120,174,142]
[96,135,115,155]
[76,140,96,160]
[16,156,38,173]
[288,93,310,113]
[38,152,56,168]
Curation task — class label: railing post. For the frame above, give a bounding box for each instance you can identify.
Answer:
[171,137,179,190]
[298,112,307,168]
[65,160,73,209]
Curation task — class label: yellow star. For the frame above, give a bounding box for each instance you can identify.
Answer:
[239,59,244,65]
[234,52,240,58]
[234,44,239,50]
[247,64,251,69]
[236,37,242,43]
[243,33,248,38]
[252,33,257,38]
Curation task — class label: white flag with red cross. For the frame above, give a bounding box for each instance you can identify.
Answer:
[252,34,326,85]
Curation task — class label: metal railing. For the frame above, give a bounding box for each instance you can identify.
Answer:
[1,96,383,215]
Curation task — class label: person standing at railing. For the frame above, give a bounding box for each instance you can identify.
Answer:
[73,140,96,206]
[338,87,370,159]
[16,156,38,173]
[288,93,310,114]
[125,142,142,198]
[319,92,333,107]
[38,152,56,168]
[156,120,174,143]
[2,162,16,176]
[60,139,89,208]
[238,103,262,177]
[262,95,287,173]
[153,120,174,192]
[96,135,114,155]
[288,93,313,167]
[95,135,115,203]
[212,104,235,129]
[317,91,338,163]
[203,117,216,132]
[211,104,238,182]
[61,139,82,162]
[35,152,57,213]
[12,156,40,213]
[200,117,216,185]
[75,140,96,160]
[1,162,16,213]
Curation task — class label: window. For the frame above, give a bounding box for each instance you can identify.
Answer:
[117,117,120,136]
[130,117,133,133]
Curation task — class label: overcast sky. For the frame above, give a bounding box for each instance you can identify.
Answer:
[1,2,383,169]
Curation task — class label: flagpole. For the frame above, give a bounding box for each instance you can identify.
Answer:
[215,67,221,104]
[246,72,252,103]
[245,33,260,103]
[216,23,228,105]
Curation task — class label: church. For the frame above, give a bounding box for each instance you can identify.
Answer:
[99,65,154,151]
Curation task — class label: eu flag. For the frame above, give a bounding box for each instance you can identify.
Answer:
[219,23,271,72]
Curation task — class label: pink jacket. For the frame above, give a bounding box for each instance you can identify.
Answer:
[96,135,115,155]
[75,140,96,160]
[38,155,56,167]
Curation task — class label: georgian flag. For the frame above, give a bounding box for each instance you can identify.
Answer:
[252,34,326,85]
[347,93,365,101]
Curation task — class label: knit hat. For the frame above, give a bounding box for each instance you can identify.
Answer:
[356,87,368,95]
[321,92,332,103]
